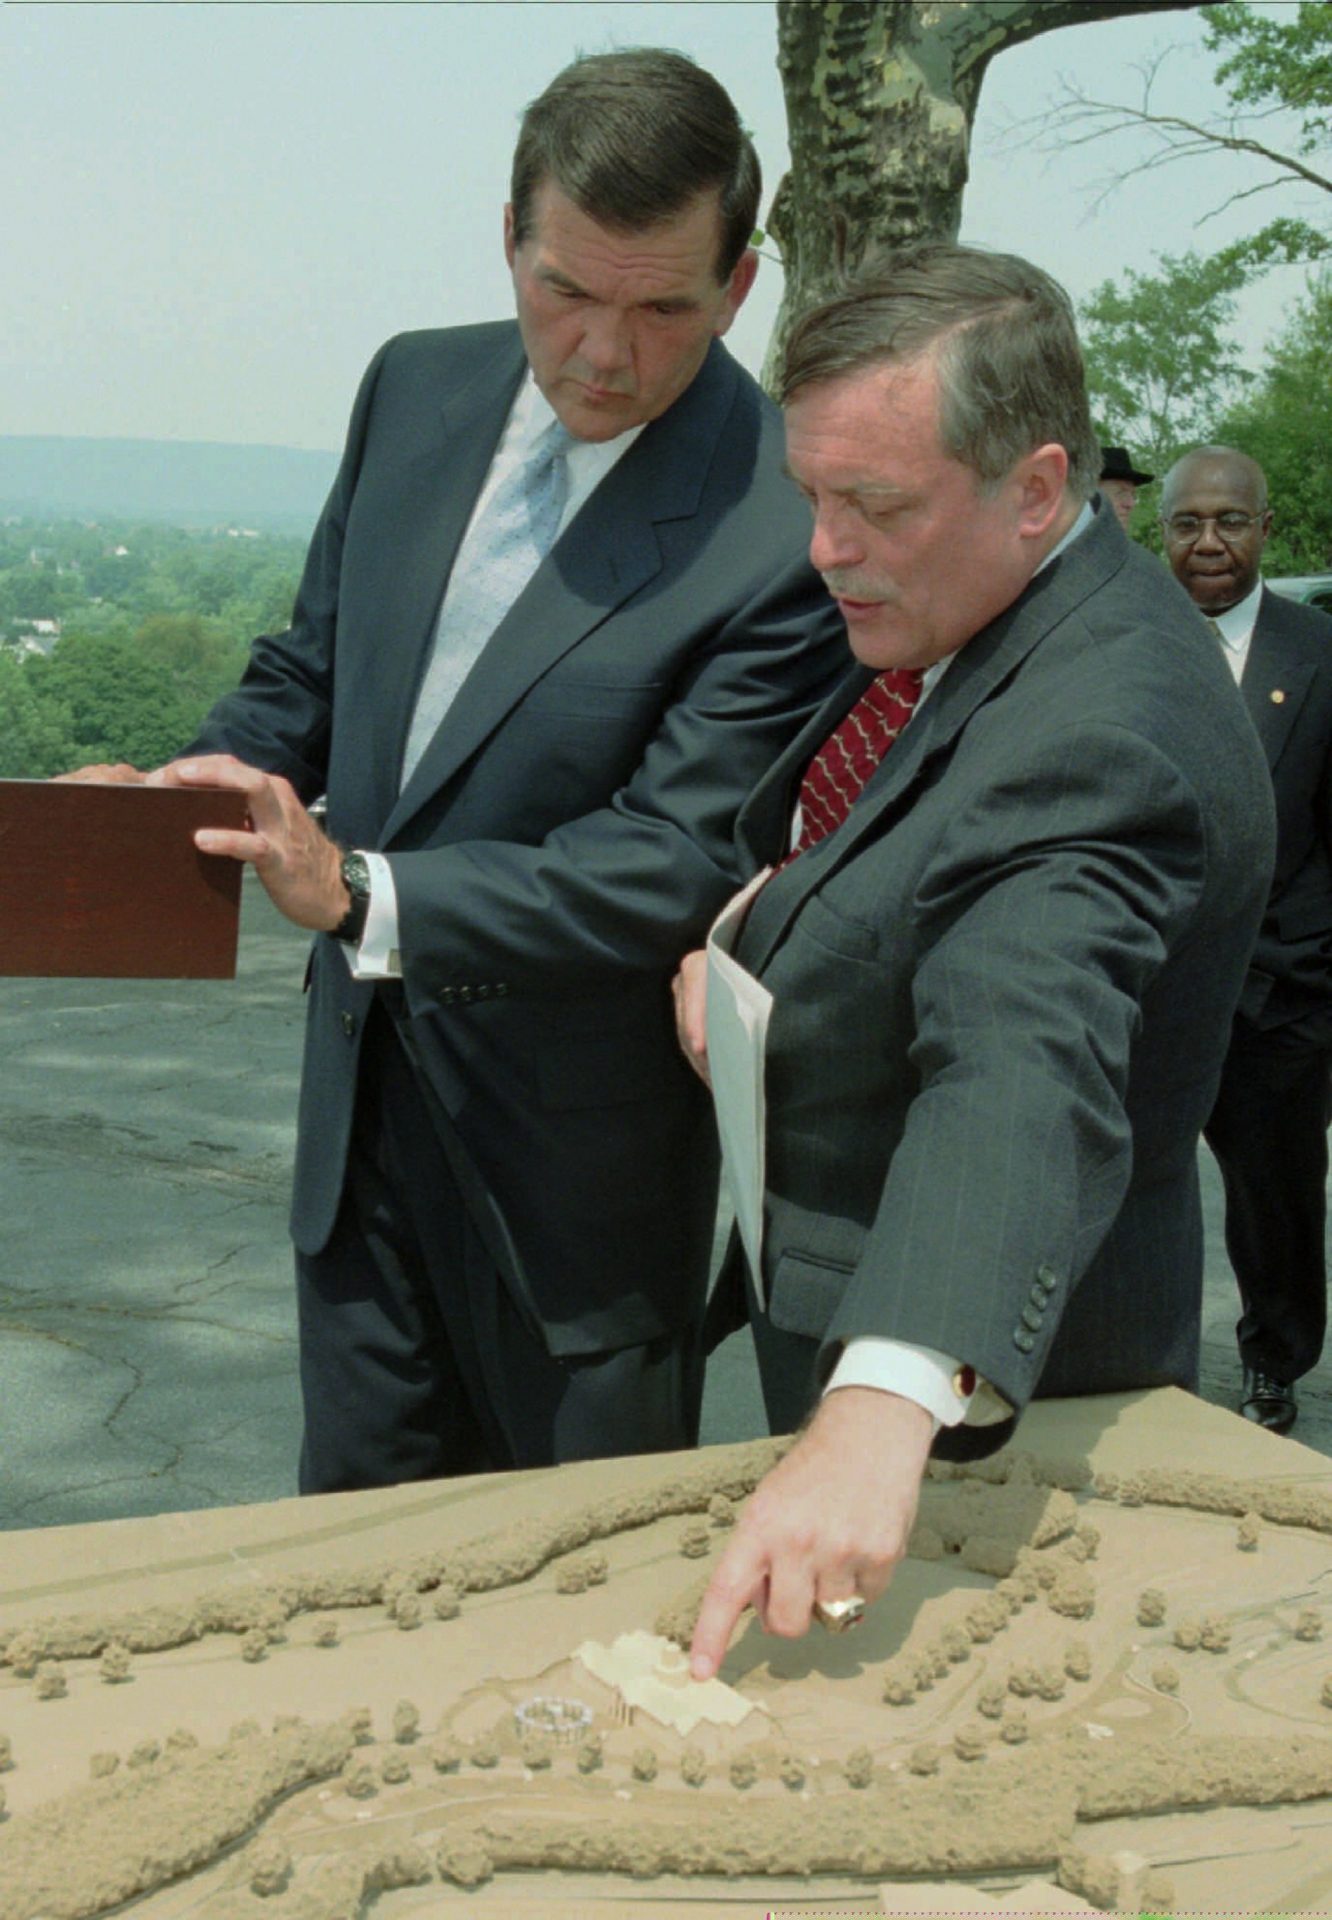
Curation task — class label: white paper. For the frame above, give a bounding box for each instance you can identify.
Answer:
[705,867,774,1297]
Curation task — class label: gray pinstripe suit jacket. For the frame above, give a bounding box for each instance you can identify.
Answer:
[731,502,1276,1456]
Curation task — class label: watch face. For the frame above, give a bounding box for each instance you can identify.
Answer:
[336,852,372,943]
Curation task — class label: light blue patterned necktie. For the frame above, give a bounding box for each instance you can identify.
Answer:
[401,415,574,783]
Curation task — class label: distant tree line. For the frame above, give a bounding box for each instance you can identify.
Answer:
[0,519,304,776]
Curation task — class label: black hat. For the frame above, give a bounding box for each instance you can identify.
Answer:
[1100,446,1154,486]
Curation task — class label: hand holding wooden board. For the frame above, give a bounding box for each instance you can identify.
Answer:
[0,779,247,978]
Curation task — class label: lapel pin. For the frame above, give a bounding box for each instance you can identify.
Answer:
[1271,689,1286,704]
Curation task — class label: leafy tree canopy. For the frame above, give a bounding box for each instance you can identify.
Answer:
[1080,248,1251,479]
[1213,270,1332,573]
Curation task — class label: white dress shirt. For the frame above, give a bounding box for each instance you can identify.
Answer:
[345,375,644,977]
[1209,576,1264,685]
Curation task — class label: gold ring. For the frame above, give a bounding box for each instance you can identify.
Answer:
[812,1595,866,1633]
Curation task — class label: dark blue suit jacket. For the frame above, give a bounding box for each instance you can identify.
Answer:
[1234,585,1332,1035]
[192,324,848,1358]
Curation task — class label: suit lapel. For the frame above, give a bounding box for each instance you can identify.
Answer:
[1241,589,1316,772]
[385,342,739,843]
[739,506,1124,976]
[365,333,526,828]
[735,664,875,867]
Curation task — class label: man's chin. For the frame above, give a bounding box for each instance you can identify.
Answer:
[549,382,643,442]
[1187,582,1241,615]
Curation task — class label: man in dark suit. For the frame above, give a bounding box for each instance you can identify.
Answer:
[72,51,845,1490]
[1162,446,1332,1435]
[677,247,1274,1677]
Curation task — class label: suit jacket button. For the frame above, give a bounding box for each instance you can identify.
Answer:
[458,985,474,1004]
[495,982,509,997]
[440,987,457,1006]
[1021,1303,1044,1331]
[475,984,491,1000]
[1036,1264,1060,1290]
[340,1011,356,1038]
[1013,1329,1037,1354]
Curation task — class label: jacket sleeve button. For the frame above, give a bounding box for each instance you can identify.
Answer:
[340,1011,356,1037]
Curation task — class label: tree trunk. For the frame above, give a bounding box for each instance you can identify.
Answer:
[765,0,1199,386]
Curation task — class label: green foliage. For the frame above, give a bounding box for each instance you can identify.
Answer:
[1080,250,1251,479]
[1200,1,1332,272]
[0,518,302,778]
[0,653,73,778]
[1203,3,1332,153]
[1214,272,1332,572]
[28,632,201,771]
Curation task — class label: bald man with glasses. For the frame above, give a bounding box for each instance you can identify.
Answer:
[1163,446,1332,1435]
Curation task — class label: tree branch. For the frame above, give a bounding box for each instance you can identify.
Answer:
[1051,90,1332,193]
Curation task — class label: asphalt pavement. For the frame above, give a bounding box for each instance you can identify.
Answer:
[2,875,1327,1531]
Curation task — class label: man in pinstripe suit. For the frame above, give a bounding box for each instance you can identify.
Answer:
[679,248,1274,1677]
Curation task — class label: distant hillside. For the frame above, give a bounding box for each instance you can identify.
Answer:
[0,436,339,533]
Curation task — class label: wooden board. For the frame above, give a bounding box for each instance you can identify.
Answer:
[0,779,247,978]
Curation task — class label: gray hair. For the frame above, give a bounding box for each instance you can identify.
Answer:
[780,244,1101,500]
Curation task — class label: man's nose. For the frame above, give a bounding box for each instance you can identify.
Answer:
[580,308,634,374]
[1192,517,1227,552]
[809,507,862,574]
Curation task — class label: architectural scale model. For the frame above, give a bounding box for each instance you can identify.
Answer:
[1,1398,1331,1918]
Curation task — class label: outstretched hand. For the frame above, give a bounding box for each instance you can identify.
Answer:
[147,754,348,933]
[689,1386,935,1679]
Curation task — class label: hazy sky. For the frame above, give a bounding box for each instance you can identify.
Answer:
[4,1,1317,452]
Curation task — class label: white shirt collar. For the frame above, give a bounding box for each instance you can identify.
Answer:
[481,372,647,536]
[1210,576,1264,651]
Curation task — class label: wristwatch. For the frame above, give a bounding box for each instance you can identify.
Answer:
[333,850,372,945]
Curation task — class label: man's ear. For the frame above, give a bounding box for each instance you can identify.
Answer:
[1016,443,1071,538]
[713,247,760,337]
[503,203,516,272]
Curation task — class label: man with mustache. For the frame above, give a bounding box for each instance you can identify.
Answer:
[675,248,1274,1673]
[1162,445,1332,1436]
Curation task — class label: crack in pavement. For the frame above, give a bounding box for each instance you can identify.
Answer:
[0,1112,290,1194]
[0,1299,296,1348]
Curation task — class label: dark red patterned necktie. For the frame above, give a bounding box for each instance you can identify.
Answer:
[787,667,925,859]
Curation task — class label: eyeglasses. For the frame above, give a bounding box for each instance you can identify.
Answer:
[1163,511,1268,545]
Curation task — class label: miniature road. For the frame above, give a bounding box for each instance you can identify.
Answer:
[2,873,1328,1531]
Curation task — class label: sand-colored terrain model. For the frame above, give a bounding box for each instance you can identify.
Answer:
[1,1389,1331,1918]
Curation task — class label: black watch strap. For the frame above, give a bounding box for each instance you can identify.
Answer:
[333,850,372,945]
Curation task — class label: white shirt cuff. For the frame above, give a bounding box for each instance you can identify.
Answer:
[824,1336,977,1432]
[341,850,402,979]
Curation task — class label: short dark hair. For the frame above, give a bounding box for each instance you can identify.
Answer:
[779,244,1101,500]
[510,49,760,282]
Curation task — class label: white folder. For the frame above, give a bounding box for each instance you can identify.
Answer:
[705,867,774,1297]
